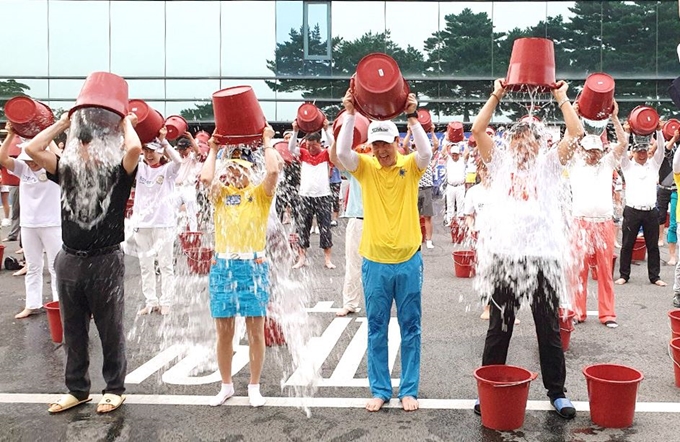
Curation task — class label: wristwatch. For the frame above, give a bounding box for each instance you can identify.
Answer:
[405,111,418,119]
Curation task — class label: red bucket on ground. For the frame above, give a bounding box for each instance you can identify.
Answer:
[352,52,410,121]
[670,337,680,387]
[5,96,55,139]
[416,109,433,132]
[628,106,659,136]
[669,310,680,335]
[44,301,63,344]
[577,73,615,121]
[583,363,644,428]
[558,307,575,351]
[186,247,212,275]
[505,38,556,92]
[70,72,129,118]
[0,244,4,269]
[296,103,325,134]
[129,99,164,143]
[632,237,646,261]
[332,109,369,149]
[452,250,475,278]
[474,365,538,431]
[265,317,286,346]
[165,115,188,141]
[179,231,203,252]
[212,85,266,146]
[450,220,465,244]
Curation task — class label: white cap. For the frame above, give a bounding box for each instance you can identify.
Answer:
[581,134,604,151]
[143,139,165,152]
[367,120,399,144]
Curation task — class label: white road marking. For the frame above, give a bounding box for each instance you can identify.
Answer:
[305,301,341,313]
[125,345,184,384]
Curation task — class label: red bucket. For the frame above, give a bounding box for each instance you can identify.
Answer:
[0,244,4,269]
[670,337,680,387]
[195,130,211,154]
[352,53,410,121]
[447,121,464,142]
[265,317,286,347]
[179,231,203,252]
[70,71,129,118]
[669,310,680,335]
[44,301,63,344]
[452,250,475,278]
[212,85,266,146]
[0,135,22,186]
[419,216,426,243]
[129,99,164,143]
[332,109,369,148]
[558,307,575,351]
[274,141,295,165]
[577,73,615,121]
[417,109,432,132]
[450,220,465,244]
[474,365,538,431]
[165,115,188,141]
[583,364,644,428]
[632,237,646,261]
[505,38,556,92]
[5,96,55,139]
[296,103,325,134]
[663,119,680,141]
[628,106,659,136]
[186,247,212,275]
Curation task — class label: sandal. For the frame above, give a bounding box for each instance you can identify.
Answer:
[96,393,126,413]
[551,397,576,419]
[48,394,92,414]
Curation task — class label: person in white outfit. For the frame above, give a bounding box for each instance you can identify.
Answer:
[444,141,468,226]
[134,127,182,315]
[0,124,61,319]
[174,134,204,232]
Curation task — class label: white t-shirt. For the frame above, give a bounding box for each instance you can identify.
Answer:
[569,151,618,218]
[175,153,202,187]
[9,160,61,228]
[463,182,490,232]
[446,156,466,186]
[133,161,181,228]
[620,133,664,208]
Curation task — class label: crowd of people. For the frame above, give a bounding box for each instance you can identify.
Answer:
[1,75,679,419]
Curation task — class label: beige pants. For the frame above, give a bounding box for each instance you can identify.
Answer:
[342,218,364,311]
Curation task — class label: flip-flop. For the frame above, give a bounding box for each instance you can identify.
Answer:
[48,394,92,414]
[552,397,576,419]
[96,393,126,414]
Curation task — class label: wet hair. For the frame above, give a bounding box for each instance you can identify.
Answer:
[509,121,542,142]
[304,132,322,143]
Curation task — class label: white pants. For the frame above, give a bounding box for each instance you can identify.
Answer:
[176,185,198,232]
[22,226,61,309]
[342,218,363,311]
[134,227,175,307]
[445,184,466,224]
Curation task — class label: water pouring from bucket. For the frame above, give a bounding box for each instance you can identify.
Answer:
[505,38,557,93]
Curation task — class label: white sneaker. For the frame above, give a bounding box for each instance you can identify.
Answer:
[426,240,434,249]
[1,218,10,227]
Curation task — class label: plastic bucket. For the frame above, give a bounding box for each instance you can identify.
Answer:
[663,119,680,141]
[179,231,203,252]
[70,72,129,118]
[129,99,164,143]
[583,363,644,428]
[631,237,646,261]
[505,38,556,92]
[628,106,659,136]
[452,250,475,278]
[186,247,212,275]
[212,85,266,146]
[0,244,4,269]
[558,307,575,351]
[577,73,615,121]
[44,301,63,344]
[474,365,538,431]
[669,310,680,335]
[195,131,211,154]
[417,109,433,132]
[165,115,188,141]
[5,96,55,139]
[332,109,369,149]
[419,216,426,244]
[296,103,325,133]
[447,121,464,142]
[264,317,286,347]
[450,220,465,244]
[352,53,410,121]
[670,337,680,387]
[274,141,295,165]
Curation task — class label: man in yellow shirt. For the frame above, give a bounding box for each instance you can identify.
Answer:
[199,125,280,408]
[336,90,432,412]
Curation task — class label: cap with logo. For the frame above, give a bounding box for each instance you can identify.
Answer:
[367,120,400,144]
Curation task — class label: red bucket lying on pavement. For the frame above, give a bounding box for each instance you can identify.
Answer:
[0,244,4,270]
[474,365,538,431]
[44,301,63,344]
[670,337,680,388]
[452,250,475,278]
[265,317,286,346]
[179,231,203,252]
[631,237,646,261]
[186,247,212,275]
[583,363,644,428]
[558,307,575,351]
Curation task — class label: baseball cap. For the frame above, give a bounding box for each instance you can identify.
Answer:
[143,140,165,152]
[176,138,192,149]
[224,158,253,169]
[367,121,399,144]
[581,134,604,151]
[631,143,649,152]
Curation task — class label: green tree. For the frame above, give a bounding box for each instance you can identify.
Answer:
[0,79,31,120]
[180,102,214,122]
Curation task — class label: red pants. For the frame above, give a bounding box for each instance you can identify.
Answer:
[571,219,616,323]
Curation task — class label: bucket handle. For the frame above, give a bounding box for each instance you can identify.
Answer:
[668,342,680,369]
[492,371,538,388]
[453,255,475,267]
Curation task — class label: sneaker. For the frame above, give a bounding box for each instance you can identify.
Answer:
[604,320,618,328]
[1,218,10,227]
[473,398,481,416]
[426,240,434,249]
[330,220,338,227]
[551,397,576,419]
[674,294,680,308]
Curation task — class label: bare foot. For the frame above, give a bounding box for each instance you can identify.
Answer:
[12,266,27,276]
[669,261,677,266]
[324,262,336,269]
[15,308,39,319]
[614,278,627,285]
[401,396,419,411]
[480,306,490,320]
[654,280,668,287]
[292,259,306,269]
[336,307,355,317]
[365,397,385,412]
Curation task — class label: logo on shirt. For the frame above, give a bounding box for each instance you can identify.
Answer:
[399,168,406,177]
[156,175,165,185]
[225,195,242,206]
[38,173,48,182]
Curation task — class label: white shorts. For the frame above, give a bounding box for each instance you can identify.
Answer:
[0,185,10,193]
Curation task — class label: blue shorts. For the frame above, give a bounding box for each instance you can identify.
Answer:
[209,257,270,318]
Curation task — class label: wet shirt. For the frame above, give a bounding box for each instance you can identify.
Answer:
[569,151,618,218]
[463,182,490,232]
[133,160,181,228]
[47,157,136,250]
[213,183,273,254]
[9,160,61,228]
[350,153,424,264]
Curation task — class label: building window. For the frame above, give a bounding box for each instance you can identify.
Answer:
[303,1,331,60]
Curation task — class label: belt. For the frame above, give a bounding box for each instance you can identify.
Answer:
[62,244,120,258]
[658,185,677,191]
[216,251,265,260]
[575,216,610,223]
[628,205,655,211]
[448,182,464,186]
[354,217,363,220]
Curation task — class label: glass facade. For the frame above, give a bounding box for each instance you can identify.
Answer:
[1,0,678,125]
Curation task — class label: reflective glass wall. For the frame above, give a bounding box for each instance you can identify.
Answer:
[1,0,678,124]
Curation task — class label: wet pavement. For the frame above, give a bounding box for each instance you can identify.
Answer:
[2,200,680,441]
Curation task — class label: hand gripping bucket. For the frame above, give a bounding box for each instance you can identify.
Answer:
[447,122,464,142]
[128,99,164,143]
[663,119,680,141]
[577,73,615,121]
[212,85,266,146]
[165,115,188,141]
[628,106,659,136]
[558,307,575,351]
[44,301,63,344]
[4,96,55,139]
[69,72,129,118]
[669,337,680,387]
[296,103,325,134]
[351,53,410,121]
[632,237,646,261]
[505,38,556,93]
[583,364,644,428]
[332,109,369,148]
[185,247,212,275]
[474,365,538,431]
[452,250,475,278]
[416,109,433,132]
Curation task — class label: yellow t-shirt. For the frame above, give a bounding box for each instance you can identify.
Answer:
[350,153,425,264]
[213,183,273,254]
